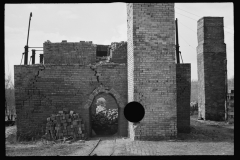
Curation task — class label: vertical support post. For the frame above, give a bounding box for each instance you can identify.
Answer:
[32,49,36,64]
[27,12,32,47]
[24,45,28,65]
[40,54,43,64]
[24,12,32,65]
[175,18,180,64]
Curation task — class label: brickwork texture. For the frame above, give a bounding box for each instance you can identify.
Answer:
[197,17,227,121]
[111,42,127,63]
[14,3,194,141]
[14,63,128,140]
[43,41,96,65]
[176,64,191,133]
[127,3,177,140]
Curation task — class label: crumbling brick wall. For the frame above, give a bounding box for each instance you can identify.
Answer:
[43,41,96,65]
[111,42,127,63]
[14,63,128,140]
[197,17,226,121]
[127,3,177,140]
[176,64,191,133]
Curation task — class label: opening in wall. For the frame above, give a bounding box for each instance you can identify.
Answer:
[90,93,119,137]
[96,45,109,57]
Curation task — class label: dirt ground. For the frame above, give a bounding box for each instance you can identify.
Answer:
[5,115,234,156]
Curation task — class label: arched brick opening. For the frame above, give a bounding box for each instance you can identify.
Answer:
[84,85,127,137]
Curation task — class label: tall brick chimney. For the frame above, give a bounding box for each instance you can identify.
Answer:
[127,3,177,140]
[197,17,227,121]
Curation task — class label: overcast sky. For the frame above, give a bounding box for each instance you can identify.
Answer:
[5,3,234,84]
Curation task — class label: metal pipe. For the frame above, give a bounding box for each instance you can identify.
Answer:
[24,45,28,65]
[175,18,180,64]
[26,12,32,47]
[32,49,36,64]
[24,12,32,65]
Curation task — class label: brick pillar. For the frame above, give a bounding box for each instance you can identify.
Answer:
[197,17,227,121]
[176,64,191,133]
[127,3,177,140]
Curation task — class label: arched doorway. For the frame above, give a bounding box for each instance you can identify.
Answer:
[84,85,127,137]
[91,93,118,136]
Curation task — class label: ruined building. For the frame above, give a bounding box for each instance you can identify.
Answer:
[14,3,191,141]
[197,17,227,121]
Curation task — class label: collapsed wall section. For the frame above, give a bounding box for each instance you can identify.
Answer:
[110,42,127,63]
[127,3,177,140]
[43,41,96,65]
[176,64,191,133]
[14,63,128,140]
[197,17,226,121]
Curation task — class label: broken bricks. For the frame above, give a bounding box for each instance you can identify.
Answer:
[45,110,86,141]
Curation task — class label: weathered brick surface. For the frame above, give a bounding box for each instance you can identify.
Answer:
[14,3,193,141]
[197,17,226,121]
[111,42,127,64]
[14,63,128,140]
[43,41,96,65]
[176,64,191,133]
[127,3,177,140]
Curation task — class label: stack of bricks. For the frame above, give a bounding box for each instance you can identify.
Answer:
[127,3,177,140]
[197,17,226,121]
[43,40,96,65]
[45,110,86,140]
[111,41,127,64]
[176,64,191,133]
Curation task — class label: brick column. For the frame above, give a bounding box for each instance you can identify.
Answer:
[197,17,227,121]
[127,3,177,140]
[176,64,191,133]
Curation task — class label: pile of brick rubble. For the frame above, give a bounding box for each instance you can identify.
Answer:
[44,110,86,141]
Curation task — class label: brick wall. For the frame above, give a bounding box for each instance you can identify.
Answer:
[176,64,191,133]
[111,42,127,64]
[43,41,96,65]
[197,17,226,121]
[127,3,177,140]
[14,63,128,140]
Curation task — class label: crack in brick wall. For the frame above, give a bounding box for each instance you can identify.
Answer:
[14,3,194,141]
[14,63,128,140]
